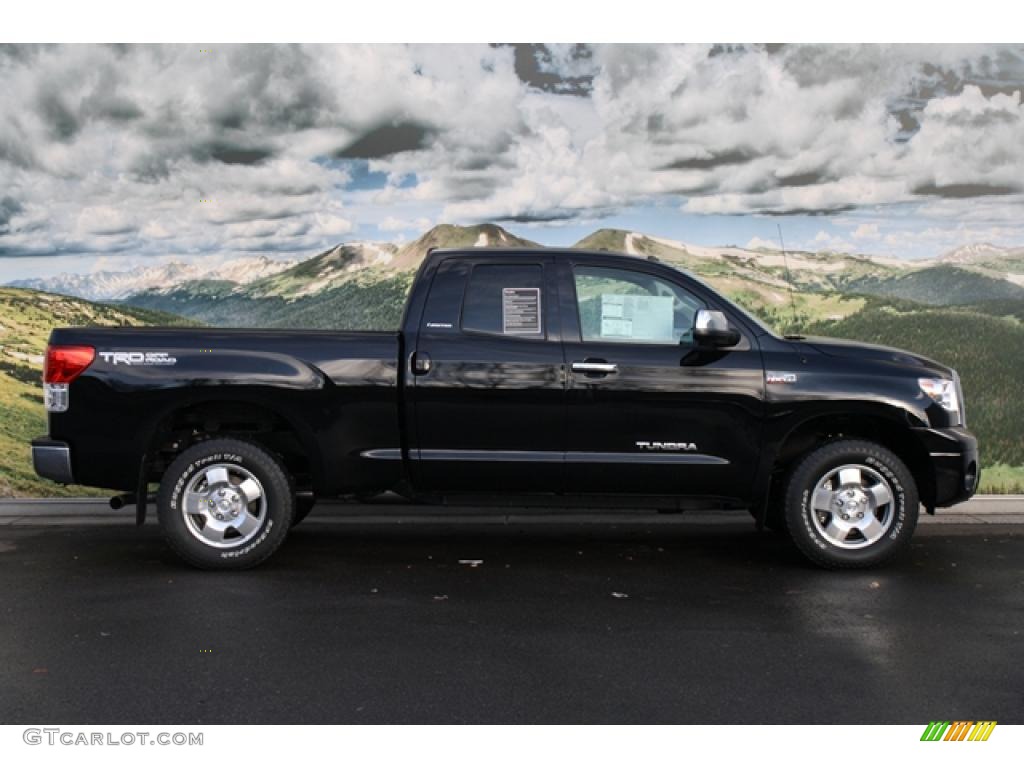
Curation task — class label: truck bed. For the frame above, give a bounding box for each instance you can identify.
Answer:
[46,327,404,493]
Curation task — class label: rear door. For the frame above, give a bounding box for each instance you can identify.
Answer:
[558,257,765,499]
[408,254,566,493]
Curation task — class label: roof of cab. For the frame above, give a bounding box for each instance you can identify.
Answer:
[427,246,656,263]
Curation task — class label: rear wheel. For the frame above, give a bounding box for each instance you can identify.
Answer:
[157,438,294,569]
[783,439,918,569]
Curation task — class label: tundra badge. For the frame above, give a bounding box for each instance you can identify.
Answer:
[636,441,698,452]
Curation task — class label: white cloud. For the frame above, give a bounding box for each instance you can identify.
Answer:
[378,215,433,232]
[852,223,880,240]
[746,236,777,250]
[2,43,1024,276]
[310,213,354,237]
[75,206,136,237]
[810,230,857,253]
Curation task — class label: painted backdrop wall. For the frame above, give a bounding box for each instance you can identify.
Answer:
[1,44,1023,495]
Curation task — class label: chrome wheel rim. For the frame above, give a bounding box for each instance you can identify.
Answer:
[810,463,894,550]
[181,463,267,549]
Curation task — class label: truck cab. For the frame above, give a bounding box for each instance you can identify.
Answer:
[403,249,765,501]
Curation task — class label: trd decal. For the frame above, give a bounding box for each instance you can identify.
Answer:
[98,351,178,366]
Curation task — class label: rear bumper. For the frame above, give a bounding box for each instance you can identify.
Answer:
[31,437,75,485]
[912,426,979,508]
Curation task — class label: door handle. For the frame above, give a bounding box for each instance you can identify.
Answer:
[571,360,618,375]
[412,352,432,375]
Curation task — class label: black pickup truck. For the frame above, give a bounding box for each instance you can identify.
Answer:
[33,247,978,569]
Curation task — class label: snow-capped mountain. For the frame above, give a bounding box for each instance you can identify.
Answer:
[244,224,539,299]
[937,243,1011,264]
[9,255,298,301]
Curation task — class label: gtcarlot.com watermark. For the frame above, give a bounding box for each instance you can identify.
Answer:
[23,728,203,746]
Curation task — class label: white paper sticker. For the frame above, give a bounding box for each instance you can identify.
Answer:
[601,317,633,337]
[599,294,674,341]
[502,287,542,335]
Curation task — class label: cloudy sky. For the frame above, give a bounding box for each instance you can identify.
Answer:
[2,43,1024,281]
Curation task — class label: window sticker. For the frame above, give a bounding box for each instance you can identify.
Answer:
[599,294,674,341]
[502,287,542,335]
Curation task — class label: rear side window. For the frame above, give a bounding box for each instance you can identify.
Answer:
[462,264,545,338]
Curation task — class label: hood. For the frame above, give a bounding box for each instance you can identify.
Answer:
[799,336,954,377]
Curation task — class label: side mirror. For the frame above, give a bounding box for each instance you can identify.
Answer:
[693,309,741,348]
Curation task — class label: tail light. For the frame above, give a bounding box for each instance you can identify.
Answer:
[44,345,95,384]
[43,345,94,412]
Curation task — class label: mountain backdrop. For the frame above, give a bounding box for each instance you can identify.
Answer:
[10,255,298,301]
[3,222,1023,495]
[18,223,1023,329]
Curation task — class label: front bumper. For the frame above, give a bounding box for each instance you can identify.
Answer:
[31,437,75,484]
[912,426,979,508]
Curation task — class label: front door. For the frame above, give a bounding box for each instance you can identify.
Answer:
[559,258,764,499]
[409,255,566,493]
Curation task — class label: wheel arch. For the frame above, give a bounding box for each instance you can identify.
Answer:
[761,409,935,524]
[142,393,324,495]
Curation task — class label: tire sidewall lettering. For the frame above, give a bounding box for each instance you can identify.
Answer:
[220,519,274,559]
[863,455,907,540]
[798,449,911,557]
[166,448,273,555]
[799,487,829,551]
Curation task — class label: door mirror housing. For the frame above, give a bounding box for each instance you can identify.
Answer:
[693,309,741,348]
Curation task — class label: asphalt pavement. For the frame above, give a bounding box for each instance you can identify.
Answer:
[0,498,1021,724]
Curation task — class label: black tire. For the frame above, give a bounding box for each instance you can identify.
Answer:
[292,496,316,527]
[783,439,918,569]
[157,438,294,569]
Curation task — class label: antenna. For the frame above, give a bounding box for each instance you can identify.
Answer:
[776,223,799,332]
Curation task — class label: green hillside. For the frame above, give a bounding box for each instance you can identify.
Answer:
[800,299,1024,473]
[129,271,415,330]
[0,288,197,497]
[849,265,1024,305]
[392,222,539,269]
[961,298,1024,323]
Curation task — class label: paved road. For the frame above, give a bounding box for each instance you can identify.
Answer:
[0,502,1021,724]
[2,494,1023,525]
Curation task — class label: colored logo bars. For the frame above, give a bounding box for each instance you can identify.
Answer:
[920,721,997,741]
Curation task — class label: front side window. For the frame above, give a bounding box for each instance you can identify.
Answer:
[573,265,704,344]
[462,264,545,338]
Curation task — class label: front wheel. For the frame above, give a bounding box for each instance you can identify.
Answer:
[783,439,918,569]
[157,438,294,569]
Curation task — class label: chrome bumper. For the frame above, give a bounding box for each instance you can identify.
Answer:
[31,438,74,484]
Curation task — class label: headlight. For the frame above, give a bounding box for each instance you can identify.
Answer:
[919,377,960,420]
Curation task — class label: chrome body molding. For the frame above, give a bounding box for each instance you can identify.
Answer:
[408,449,728,465]
[359,448,404,460]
